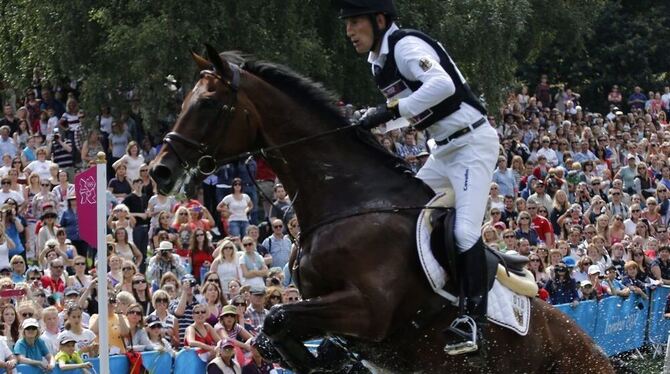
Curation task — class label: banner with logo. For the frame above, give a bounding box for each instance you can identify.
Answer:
[647,286,670,344]
[75,166,98,246]
[592,295,648,356]
[555,299,598,337]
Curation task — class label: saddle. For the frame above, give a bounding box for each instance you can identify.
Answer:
[429,206,536,297]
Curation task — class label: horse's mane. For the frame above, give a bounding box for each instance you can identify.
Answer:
[221,51,416,175]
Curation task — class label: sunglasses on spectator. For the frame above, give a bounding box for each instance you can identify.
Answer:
[21,312,34,318]
[127,310,142,316]
[233,303,246,307]
[195,233,205,237]
[269,295,282,299]
[133,279,146,285]
[504,235,515,239]
[156,298,169,304]
[29,276,41,281]
[243,242,254,247]
[273,225,283,228]
[193,310,207,315]
[75,262,85,266]
[207,278,220,283]
[287,297,299,301]
[123,267,133,271]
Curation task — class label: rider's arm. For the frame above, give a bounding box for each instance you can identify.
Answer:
[393,36,455,118]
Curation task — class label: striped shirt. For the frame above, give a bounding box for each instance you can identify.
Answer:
[169,298,195,344]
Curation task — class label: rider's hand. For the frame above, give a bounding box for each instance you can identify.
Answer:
[359,101,400,130]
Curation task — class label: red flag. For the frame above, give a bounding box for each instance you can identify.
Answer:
[75,166,98,246]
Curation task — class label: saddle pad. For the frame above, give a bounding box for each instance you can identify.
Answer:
[417,193,531,336]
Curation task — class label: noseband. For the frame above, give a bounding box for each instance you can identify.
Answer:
[163,63,241,175]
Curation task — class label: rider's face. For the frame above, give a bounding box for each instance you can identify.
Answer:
[345,16,375,54]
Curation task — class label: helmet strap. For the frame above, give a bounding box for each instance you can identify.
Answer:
[368,14,384,53]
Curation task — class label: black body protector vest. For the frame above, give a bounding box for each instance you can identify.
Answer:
[374,29,486,131]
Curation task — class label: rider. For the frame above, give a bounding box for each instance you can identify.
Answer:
[336,0,500,355]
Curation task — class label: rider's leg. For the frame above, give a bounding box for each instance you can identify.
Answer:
[416,125,499,354]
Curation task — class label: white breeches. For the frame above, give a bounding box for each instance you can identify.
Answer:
[417,123,499,252]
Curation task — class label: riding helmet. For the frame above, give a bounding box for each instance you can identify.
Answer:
[334,0,397,19]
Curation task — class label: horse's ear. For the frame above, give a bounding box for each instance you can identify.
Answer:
[190,50,211,71]
[204,43,232,79]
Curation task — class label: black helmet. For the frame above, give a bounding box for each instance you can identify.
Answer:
[334,0,397,19]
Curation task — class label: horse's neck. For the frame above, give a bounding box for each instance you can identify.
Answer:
[263,119,427,228]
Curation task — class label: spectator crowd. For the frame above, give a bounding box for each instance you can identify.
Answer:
[0,75,670,372]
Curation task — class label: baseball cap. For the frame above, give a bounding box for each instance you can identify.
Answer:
[627,154,636,160]
[250,286,266,296]
[58,332,77,345]
[21,318,39,330]
[145,315,163,328]
[580,280,593,287]
[588,265,601,275]
[219,338,235,349]
[561,257,576,268]
[64,287,79,297]
[158,241,174,251]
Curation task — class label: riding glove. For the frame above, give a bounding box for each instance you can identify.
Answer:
[359,100,400,129]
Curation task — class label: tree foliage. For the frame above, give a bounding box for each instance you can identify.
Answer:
[0,0,615,131]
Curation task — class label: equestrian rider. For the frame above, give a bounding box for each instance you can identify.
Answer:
[336,0,500,355]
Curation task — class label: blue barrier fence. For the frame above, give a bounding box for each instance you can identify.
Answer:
[555,285,670,356]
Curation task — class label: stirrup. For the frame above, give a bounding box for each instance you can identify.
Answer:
[443,315,479,355]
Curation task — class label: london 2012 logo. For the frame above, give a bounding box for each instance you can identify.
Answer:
[78,176,97,205]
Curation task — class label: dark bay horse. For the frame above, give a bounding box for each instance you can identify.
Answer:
[150,46,615,373]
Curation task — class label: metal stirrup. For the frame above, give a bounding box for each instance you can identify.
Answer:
[444,315,479,355]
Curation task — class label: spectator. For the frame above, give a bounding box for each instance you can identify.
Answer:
[515,211,539,246]
[112,141,144,181]
[621,261,649,299]
[211,240,241,291]
[147,241,187,283]
[650,245,670,285]
[545,262,579,306]
[261,219,292,269]
[185,303,220,362]
[13,318,52,371]
[240,236,268,288]
[214,304,252,352]
[0,336,17,372]
[131,274,152,315]
[217,178,253,238]
[170,275,198,344]
[123,303,152,351]
[244,286,268,332]
[602,265,629,298]
[148,290,180,349]
[0,305,19,350]
[89,293,129,355]
[145,315,175,355]
[202,282,226,327]
[627,86,647,111]
[53,332,93,373]
[207,339,241,374]
[61,304,97,359]
[527,200,554,247]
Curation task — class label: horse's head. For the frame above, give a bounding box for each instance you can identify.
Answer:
[151,45,260,194]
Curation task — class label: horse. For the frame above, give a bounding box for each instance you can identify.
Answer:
[150,45,616,373]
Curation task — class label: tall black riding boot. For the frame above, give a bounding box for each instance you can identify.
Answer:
[444,237,489,355]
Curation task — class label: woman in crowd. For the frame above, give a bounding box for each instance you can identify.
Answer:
[108,204,136,242]
[112,141,145,181]
[211,240,241,291]
[634,162,656,199]
[108,163,132,202]
[145,315,175,355]
[23,147,54,182]
[544,262,579,305]
[514,211,539,246]
[131,273,152,316]
[81,129,104,167]
[549,190,570,237]
[55,228,77,266]
[113,227,142,268]
[124,303,152,351]
[116,261,137,294]
[0,222,16,270]
[643,197,661,225]
[527,252,550,288]
[227,280,242,301]
[202,282,227,327]
[172,206,195,250]
[190,228,214,282]
[14,319,52,371]
[635,219,652,247]
[148,192,176,230]
[90,294,129,355]
[608,215,626,245]
[66,255,92,293]
[107,254,124,287]
[108,121,131,169]
[631,249,653,281]
[214,305,251,351]
[217,178,253,238]
[51,170,74,214]
[37,208,58,255]
[239,235,268,288]
[148,289,180,349]
[9,255,25,283]
[482,224,501,248]
[7,167,24,196]
[0,305,19,350]
[624,203,643,236]
[264,286,284,310]
[185,303,221,362]
[141,138,158,165]
[572,257,594,283]
[621,261,650,299]
[151,213,177,250]
[62,304,98,358]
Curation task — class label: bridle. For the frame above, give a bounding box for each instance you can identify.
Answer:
[161,61,365,180]
[162,63,242,176]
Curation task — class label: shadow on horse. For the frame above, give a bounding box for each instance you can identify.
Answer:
[150,45,617,373]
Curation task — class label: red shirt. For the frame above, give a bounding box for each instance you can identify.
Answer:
[192,250,213,281]
[532,215,554,244]
[41,275,65,296]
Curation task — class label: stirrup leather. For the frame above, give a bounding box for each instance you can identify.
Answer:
[443,315,479,355]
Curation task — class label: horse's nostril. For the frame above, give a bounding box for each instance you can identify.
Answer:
[152,165,172,182]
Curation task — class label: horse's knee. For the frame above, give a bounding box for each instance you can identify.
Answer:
[263,304,287,337]
[254,333,283,363]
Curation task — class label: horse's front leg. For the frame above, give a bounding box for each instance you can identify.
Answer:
[262,288,382,374]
